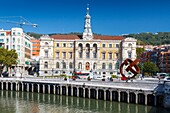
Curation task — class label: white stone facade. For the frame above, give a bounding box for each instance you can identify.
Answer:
[121,37,137,62]
[39,35,54,76]
[0,28,32,75]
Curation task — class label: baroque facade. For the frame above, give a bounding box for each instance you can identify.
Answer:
[39,6,137,77]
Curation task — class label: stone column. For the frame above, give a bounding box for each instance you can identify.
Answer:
[96,89,98,99]
[66,86,68,96]
[6,82,8,90]
[135,92,138,104]
[83,88,86,98]
[145,93,148,105]
[88,88,91,99]
[154,94,157,106]
[48,85,50,94]
[43,85,45,93]
[22,83,24,91]
[32,84,34,92]
[37,84,40,93]
[127,91,130,103]
[17,83,20,91]
[1,82,3,90]
[27,83,29,92]
[77,87,79,97]
[104,89,106,101]
[60,86,62,95]
[57,86,60,95]
[118,90,121,102]
[71,86,74,96]
[110,90,112,101]
[53,85,56,94]
[15,82,18,91]
[11,83,13,91]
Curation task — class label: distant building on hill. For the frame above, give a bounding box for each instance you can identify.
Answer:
[140,45,170,74]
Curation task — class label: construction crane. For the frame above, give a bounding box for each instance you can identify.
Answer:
[0,16,37,28]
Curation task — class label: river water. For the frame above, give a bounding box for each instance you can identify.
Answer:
[0,91,169,113]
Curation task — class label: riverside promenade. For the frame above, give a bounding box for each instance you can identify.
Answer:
[0,77,169,108]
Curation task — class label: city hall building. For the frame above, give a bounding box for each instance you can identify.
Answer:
[39,6,137,77]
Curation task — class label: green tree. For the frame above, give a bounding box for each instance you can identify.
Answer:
[0,48,18,76]
[136,48,145,58]
[142,61,159,76]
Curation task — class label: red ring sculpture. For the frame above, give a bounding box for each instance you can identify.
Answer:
[120,58,140,79]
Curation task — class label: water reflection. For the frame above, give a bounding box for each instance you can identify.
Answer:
[0,91,169,113]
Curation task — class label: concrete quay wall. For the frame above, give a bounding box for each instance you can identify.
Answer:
[0,78,168,108]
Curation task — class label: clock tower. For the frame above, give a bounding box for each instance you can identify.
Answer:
[83,4,93,40]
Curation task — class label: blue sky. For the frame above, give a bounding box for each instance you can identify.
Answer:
[0,0,170,35]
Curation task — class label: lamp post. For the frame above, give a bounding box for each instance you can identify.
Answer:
[52,68,54,78]
[62,60,64,75]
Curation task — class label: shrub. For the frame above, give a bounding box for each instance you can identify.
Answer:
[60,74,66,77]
[111,75,117,78]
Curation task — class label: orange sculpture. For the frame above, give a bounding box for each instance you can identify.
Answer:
[120,58,140,79]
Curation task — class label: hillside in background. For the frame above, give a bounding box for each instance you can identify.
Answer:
[27,32,170,45]
[123,32,170,45]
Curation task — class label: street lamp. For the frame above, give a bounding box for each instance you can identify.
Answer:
[52,68,54,78]
[62,60,64,74]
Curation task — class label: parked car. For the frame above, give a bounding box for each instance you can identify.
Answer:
[164,77,170,80]
[72,75,80,79]
[158,74,168,79]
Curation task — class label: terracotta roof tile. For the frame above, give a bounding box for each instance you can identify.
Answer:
[50,34,80,40]
[50,34,124,40]
[94,35,124,40]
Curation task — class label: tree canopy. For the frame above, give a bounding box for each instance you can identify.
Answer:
[0,48,18,75]
[136,48,145,58]
[139,61,159,76]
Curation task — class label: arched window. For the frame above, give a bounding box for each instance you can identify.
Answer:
[45,42,49,46]
[128,51,132,58]
[44,50,48,58]
[109,63,112,69]
[128,43,132,47]
[102,63,106,69]
[56,62,60,68]
[69,62,73,69]
[93,44,97,58]
[85,62,90,70]
[93,63,97,70]
[78,43,83,58]
[62,62,66,69]
[44,61,48,68]
[78,62,82,69]
[86,43,90,58]
[115,61,119,69]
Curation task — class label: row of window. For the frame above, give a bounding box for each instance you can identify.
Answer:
[44,62,116,70]
[44,51,73,59]
[102,44,119,48]
[0,32,21,37]
[6,45,20,50]
[44,51,119,59]
[53,43,120,48]
[6,37,21,43]
[56,43,73,47]
[12,32,21,36]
